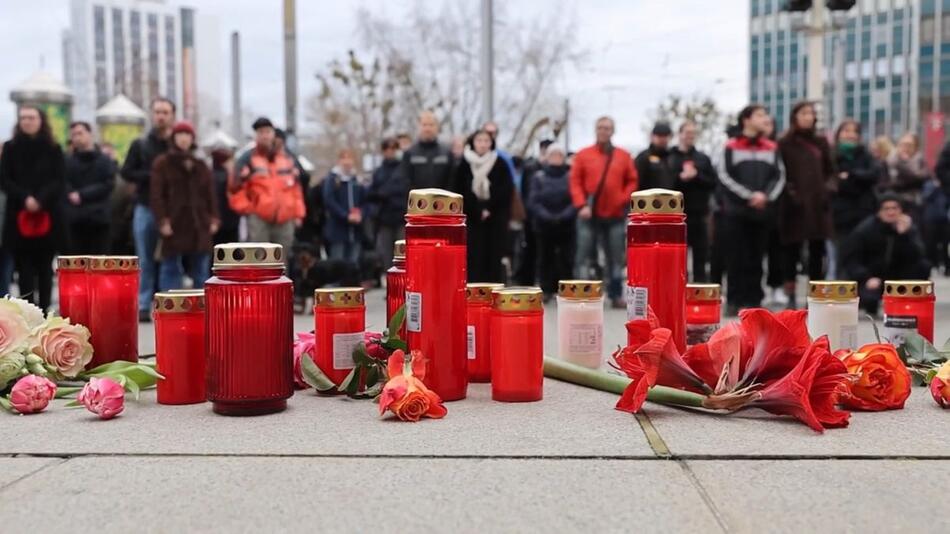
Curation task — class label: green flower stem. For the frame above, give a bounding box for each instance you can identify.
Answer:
[54,386,84,399]
[543,357,705,408]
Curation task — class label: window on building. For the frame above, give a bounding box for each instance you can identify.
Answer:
[921,60,934,80]
[164,15,176,103]
[112,8,125,95]
[790,39,799,72]
[922,16,935,44]
[147,13,159,102]
[763,0,773,16]
[93,6,107,107]
[764,34,773,75]
[752,0,760,18]
[130,10,142,106]
[893,24,903,55]
[943,13,950,41]
[751,35,759,77]
[861,25,872,60]
[846,26,857,62]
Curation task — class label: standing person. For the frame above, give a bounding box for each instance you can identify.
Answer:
[121,97,174,321]
[761,115,786,305]
[396,132,413,153]
[457,129,514,282]
[870,136,895,169]
[0,142,11,295]
[322,149,367,267]
[368,137,407,270]
[515,138,552,286]
[921,177,949,275]
[228,117,305,254]
[209,146,240,244]
[400,111,454,191]
[669,120,717,282]
[831,119,879,278]
[777,101,835,308]
[635,122,676,190]
[569,116,639,308]
[64,121,116,254]
[150,121,218,290]
[882,133,930,221]
[719,105,785,314]
[527,144,575,298]
[0,106,65,311]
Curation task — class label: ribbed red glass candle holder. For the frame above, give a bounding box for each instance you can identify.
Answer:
[386,240,407,339]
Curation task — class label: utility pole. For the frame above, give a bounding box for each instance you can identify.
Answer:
[563,98,570,152]
[230,31,242,141]
[480,0,494,123]
[283,0,298,133]
[805,1,826,107]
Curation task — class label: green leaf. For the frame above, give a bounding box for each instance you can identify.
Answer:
[381,338,408,353]
[63,399,83,408]
[900,333,947,365]
[54,386,83,399]
[352,344,372,366]
[124,375,141,400]
[364,366,380,390]
[387,305,406,339]
[0,396,12,412]
[82,362,164,390]
[363,382,383,398]
[301,354,337,392]
[337,368,357,393]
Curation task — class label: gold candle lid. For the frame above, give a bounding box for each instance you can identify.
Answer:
[213,242,284,269]
[57,255,90,270]
[687,283,721,301]
[314,287,365,308]
[467,283,504,302]
[492,286,544,312]
[393,239,406,259]
[558,280,603,300]
[883,280,934,298]
[407,188,464,216]
[153,291,205,314]
[630,188,684,214]
[89,256,140,271]
[808,281,858,301]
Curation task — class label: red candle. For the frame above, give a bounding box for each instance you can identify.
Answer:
[206,243,294,416]
[490,287,544,402]
[627,189,687,352]
[883,280,935,344]
[466,283,503,382]
[686,284,722,347]
[153,290,206,404]
[405,188,468,401]
[56,256,90,328]
[87,256,139,368]
[386,239,407,339]
[314,287,366,386]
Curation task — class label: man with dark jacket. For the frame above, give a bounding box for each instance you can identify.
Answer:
[401,111,454,191]
[527,144,575,297]
[65,121,116,254]
[120,97,174,321]
[719,105,785,313]
[368,137,407,269]
[669,120,718,282]
[635,122,676,191]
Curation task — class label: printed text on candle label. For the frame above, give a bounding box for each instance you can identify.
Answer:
[467,325,476,360]
[626,286,648,321]
[333,331,364,370]
[567,323,602,354]
[406,292,422,332]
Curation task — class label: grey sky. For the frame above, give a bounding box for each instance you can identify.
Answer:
[0,0,748,149]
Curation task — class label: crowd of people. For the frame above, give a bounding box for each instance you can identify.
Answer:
[0,95,946,320]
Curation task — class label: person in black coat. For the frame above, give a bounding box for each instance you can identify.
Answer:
[527,145,575,297]
[400,111,454,191]
[0,106,66,311]
[64,121,116,254]
[457,129,514,283]
[210,148,240,245]
[368,137,407,269]
[634,122,676,190]
[669,120,718,282]
[831,119,879,277]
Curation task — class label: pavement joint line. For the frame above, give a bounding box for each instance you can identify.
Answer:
[0,457,69,494]
[634,411,672,458]
[678,459,731,534]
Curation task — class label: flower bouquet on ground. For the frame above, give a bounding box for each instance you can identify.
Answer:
[893,331,950,408]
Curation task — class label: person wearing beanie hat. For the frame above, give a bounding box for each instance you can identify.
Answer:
[634,121,675,191]
[527,142,575,298]
[252,117,274,131]
[172,120,196,138]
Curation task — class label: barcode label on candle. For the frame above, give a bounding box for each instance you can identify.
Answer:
[333,331,364,370]
[883,315,917,346]
[406,292,422,332]
[626,286,648,321]
[467,325,476,359]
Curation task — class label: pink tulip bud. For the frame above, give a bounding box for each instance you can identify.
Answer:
[9,375,57,414]
[77,377,125,420]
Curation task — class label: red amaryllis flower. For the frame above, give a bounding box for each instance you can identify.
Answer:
[736,309,812,386]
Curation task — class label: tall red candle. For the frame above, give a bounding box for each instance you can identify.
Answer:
[627,189,687,352]
[206,243,294,416]
[490,287,544,402]
[685,284,721,347]
[56,256,91,328]
[386,239,407,339]
[153,290,206,405]
[314,287,366,386]
[405,188,468,401]
[87,256,139,368]
[466,282,504,382]
[883,280,935,344]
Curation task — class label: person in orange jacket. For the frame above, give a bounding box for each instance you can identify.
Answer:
[228,117,305,255]
[569,116,639,308]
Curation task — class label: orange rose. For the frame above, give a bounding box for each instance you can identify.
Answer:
[838,343,912,411]
[931,362,950,409]
[378,350,446,422]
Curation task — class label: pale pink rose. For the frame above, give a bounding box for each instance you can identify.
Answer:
[0,300,31,356]
[7,297,45,330]
[293,331,316,389]
[77,377,125,420]
[32,317,93,377]
[9,375,57,414]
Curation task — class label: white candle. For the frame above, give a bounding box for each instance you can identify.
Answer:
[807,281,859,352]
[556,280,605,369]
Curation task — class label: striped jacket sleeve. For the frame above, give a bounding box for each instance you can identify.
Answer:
[719,144,753,200]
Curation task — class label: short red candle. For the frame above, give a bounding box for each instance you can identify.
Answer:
[490,287,544,402]
[206,243,294,416]
[386,240,407,339]
[405,189,468,401]
[314,287,366,386]
[87,256,139,368]
[153,291,206,404]
[57,256,91,328]
[466,283,503,382]
[882,280,935,343]
[685,284,722,347]
[627,189,687,352]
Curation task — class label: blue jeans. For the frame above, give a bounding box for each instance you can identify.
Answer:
[159,252,211,291]
[133,205,158,312]
[574,217,626,300]
[329,241,361,265]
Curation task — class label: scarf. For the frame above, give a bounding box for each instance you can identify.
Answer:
[463,145,497,201]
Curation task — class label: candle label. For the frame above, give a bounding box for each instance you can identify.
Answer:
[406,291,422,332]
[568,323,602,354]
[687,323,719,347]
[883,315,917,346]
[467,325,476,360]
[839,324,858,350]
[332,331,364,370]
[625,286,648,321]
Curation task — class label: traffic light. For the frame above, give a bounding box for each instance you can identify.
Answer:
[784,0,812,11]
[826,0,856,10]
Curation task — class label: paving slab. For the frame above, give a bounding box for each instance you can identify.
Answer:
[686,459,950,533]
[0,457,718,533]
[644,388,950,458]
[0,457,58,487]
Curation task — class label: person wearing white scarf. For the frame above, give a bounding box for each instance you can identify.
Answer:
[463,144,497,201]
[460,129,514,283]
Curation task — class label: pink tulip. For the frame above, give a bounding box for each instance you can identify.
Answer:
[77,377,125,420]
[293,331,316,389]
[9,375,57,414]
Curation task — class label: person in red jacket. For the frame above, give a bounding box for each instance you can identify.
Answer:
[569,116,639,308]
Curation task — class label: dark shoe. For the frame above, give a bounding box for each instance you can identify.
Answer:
[138,310,152,323]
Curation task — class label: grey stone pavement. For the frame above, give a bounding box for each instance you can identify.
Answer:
[2,279,949,533]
